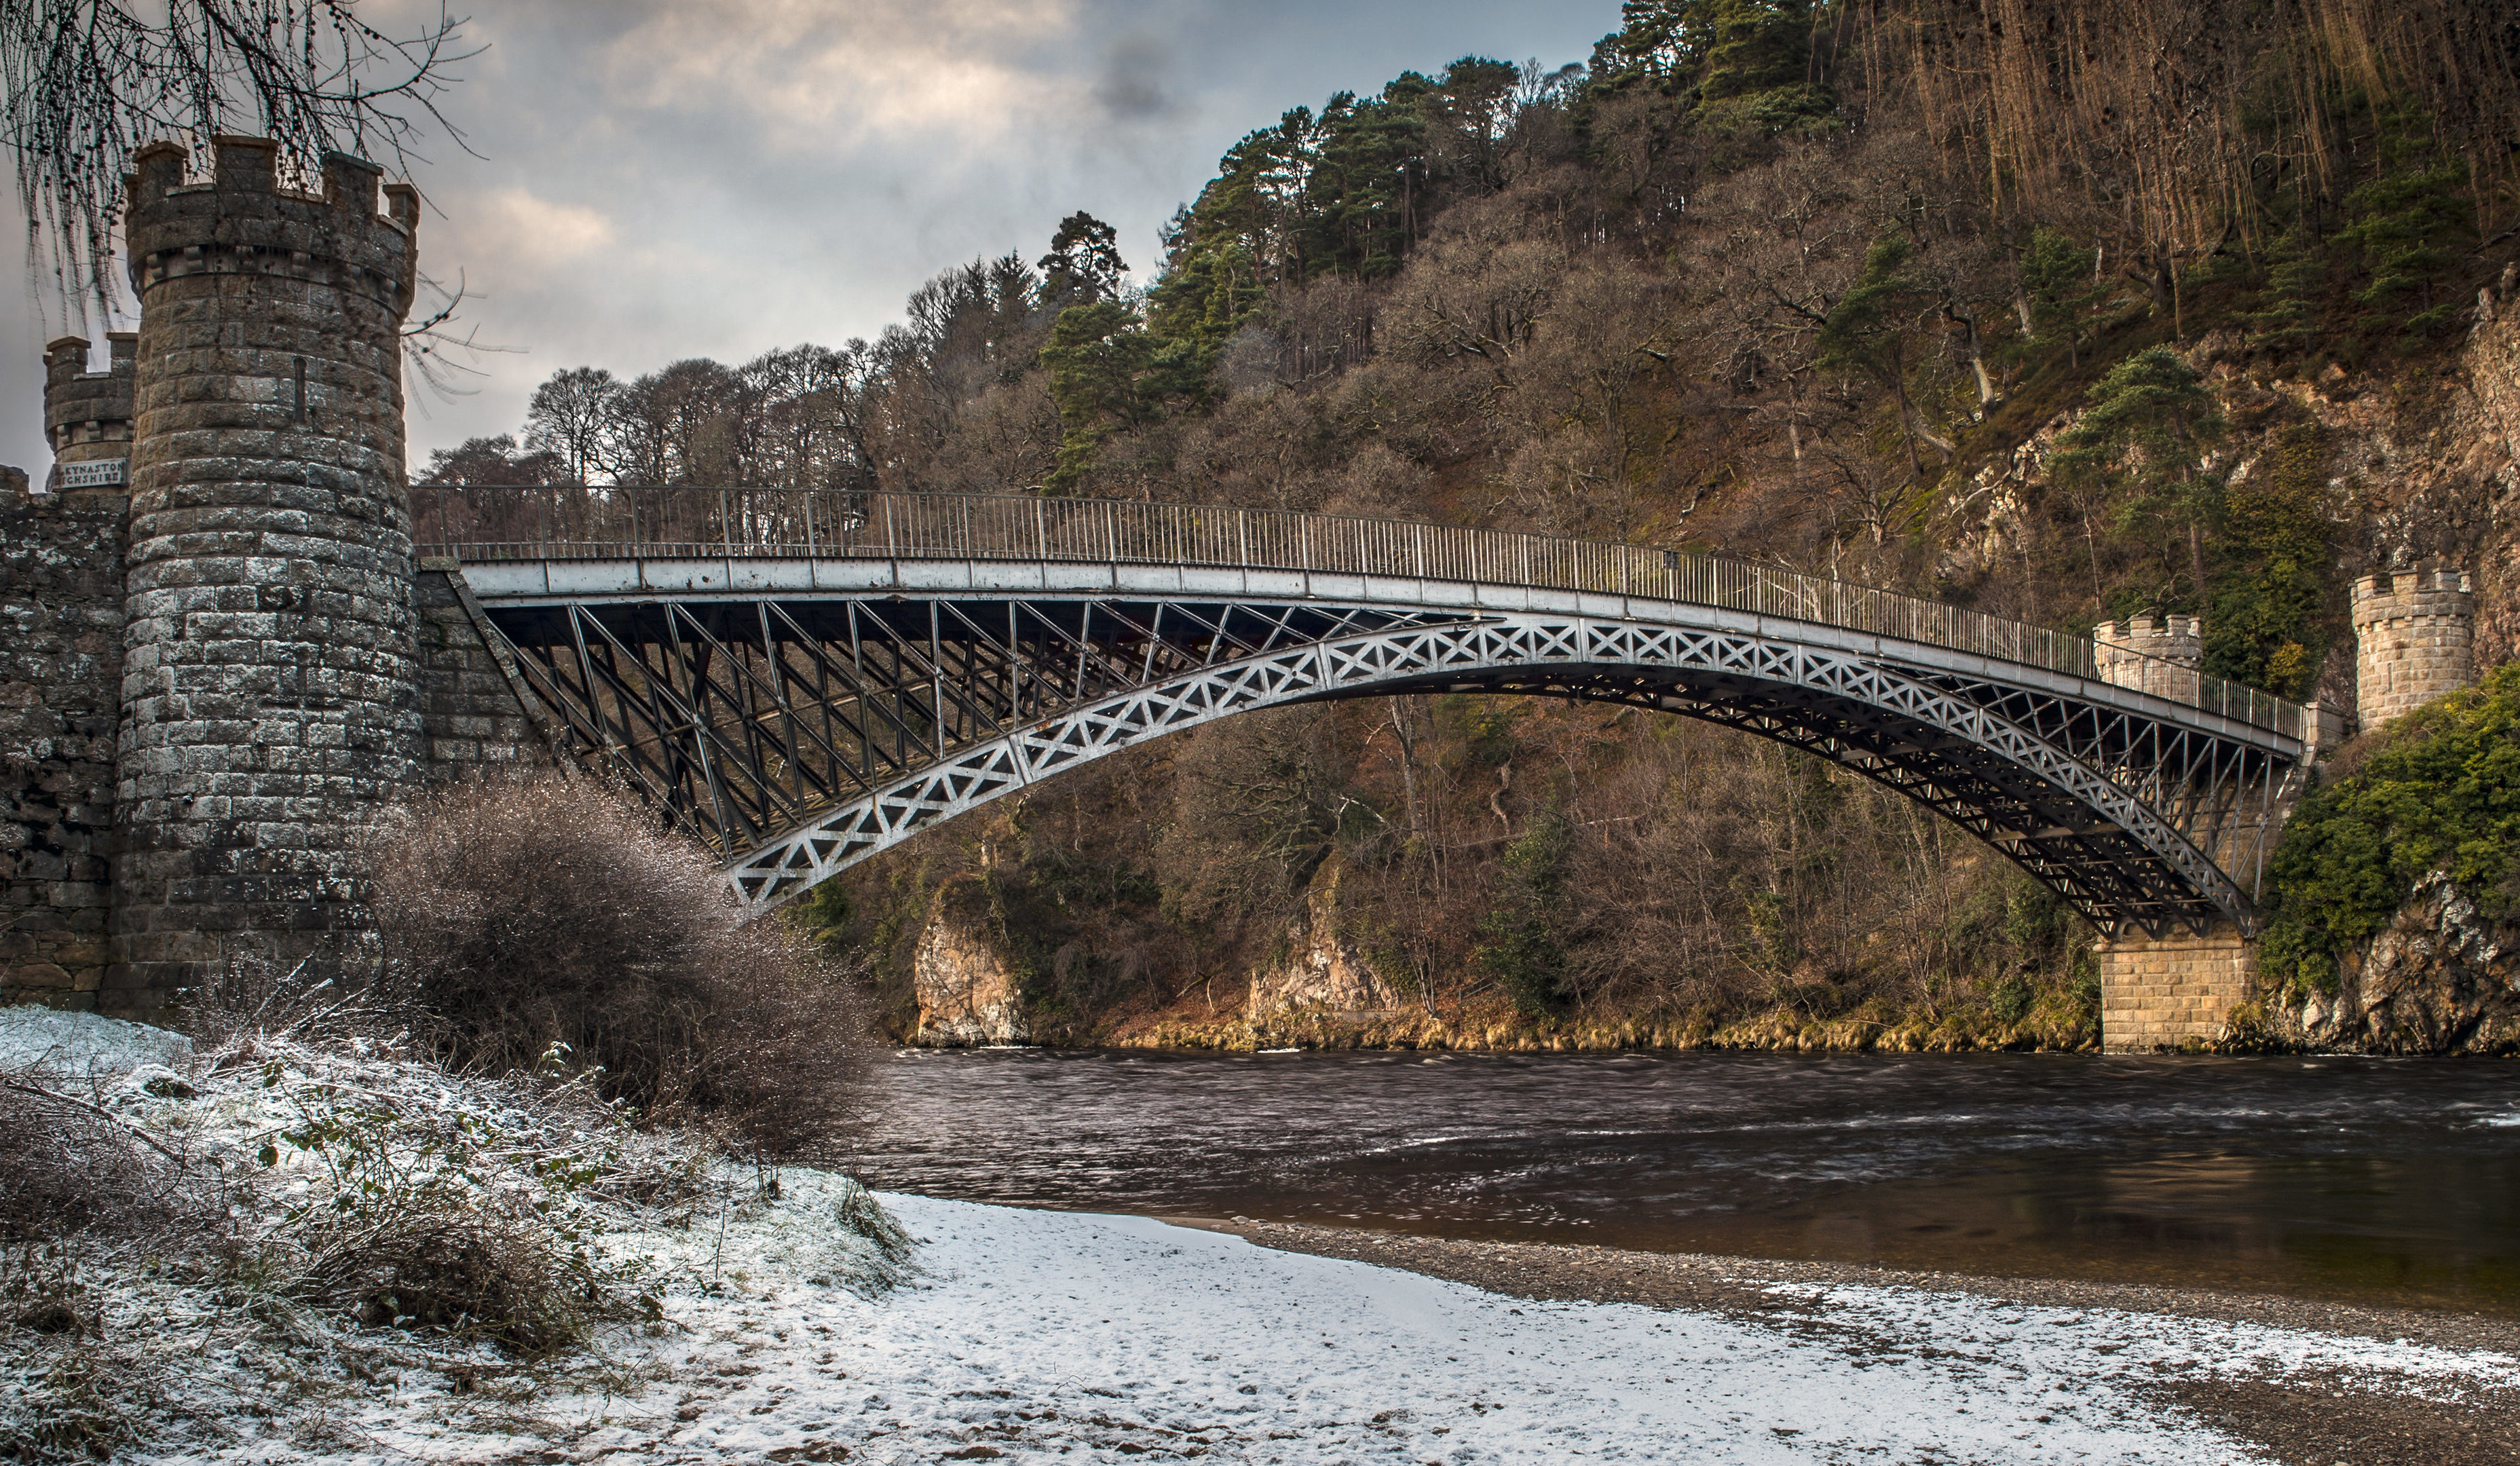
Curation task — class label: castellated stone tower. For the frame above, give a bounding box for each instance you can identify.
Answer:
[43,333,138,486]
[2091,614,2204,702]
[2350,567,2475,732]
[109,136,423,1011]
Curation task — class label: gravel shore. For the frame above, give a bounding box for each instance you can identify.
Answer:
[1165,1217,2520,1466]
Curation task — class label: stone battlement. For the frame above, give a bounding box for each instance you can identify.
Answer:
[2350,564,2474,730]
[42,333,136,472]
[2092,613,2203,701]
[124,136,417,316]
[2350,565,2472,617]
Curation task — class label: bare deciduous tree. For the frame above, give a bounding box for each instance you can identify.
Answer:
[3,1,475,330]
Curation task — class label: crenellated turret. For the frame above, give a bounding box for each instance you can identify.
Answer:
[123,136,417,315]
[41,333,138,487]
[109,134,424,1012]
[2350,565,2474,731]
[2092,613,2204,704]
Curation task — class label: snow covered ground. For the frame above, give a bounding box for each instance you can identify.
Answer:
[7,1006,2515,1464]
[500,1190,2520,1466]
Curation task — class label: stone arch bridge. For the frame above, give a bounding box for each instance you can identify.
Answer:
[424,489,2310,959]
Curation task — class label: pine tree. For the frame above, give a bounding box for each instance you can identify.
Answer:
[1691,0,1835,135]
[1039,212,1129,307]
[2335,111,2475,340]
[2052,346,2228,602]
[2239,225,2328,358]
[2016,228,2104,369]
[1818,235,1944,472]
[1475,804,1575,1017]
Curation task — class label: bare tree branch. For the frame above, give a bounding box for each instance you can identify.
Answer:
[3,1,478,331]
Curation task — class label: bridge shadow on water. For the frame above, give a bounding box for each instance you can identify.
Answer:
[847,1047,2520,1316]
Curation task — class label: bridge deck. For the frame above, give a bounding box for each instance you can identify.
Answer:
[417,486,2303,739]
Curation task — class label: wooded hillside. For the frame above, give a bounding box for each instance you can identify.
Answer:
[429,0,2520,1049]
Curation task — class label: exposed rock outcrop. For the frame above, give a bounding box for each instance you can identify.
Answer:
[1942,274,2520,681]
[1247,859,1406,1039]
[909,876,1030,1047]
[2276,873,2520,1054]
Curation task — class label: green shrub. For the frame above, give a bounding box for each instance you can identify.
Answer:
[2259,664,2520,994]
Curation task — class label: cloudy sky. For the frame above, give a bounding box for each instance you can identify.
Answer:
[2,0,1620,475]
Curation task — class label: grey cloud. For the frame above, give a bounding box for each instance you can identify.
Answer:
[1094,36,1179,121]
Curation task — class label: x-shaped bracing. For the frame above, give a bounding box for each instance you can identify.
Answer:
[481,597,2303,939]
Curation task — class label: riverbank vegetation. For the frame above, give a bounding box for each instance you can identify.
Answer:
[431,0,2520,1050]
[2257,663,2520,1004]
[365,774,873,1158]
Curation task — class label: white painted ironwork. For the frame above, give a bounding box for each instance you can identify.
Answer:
[419,485,2303,738]
[437,488,2317,939]
[710,611,2265,935]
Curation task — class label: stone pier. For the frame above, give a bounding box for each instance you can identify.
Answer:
[2096,925,2256,1051]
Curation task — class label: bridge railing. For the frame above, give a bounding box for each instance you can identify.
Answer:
[414,484,2303,738]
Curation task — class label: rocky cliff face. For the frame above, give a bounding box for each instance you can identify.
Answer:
[1954,268,2520,678]
[2274,873,2520,1055]
[2277,264,2519,663]
[1246,860,1406,1039]
[909,876,1030,1047]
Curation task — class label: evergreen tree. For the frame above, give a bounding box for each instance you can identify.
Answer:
[1039,212,1129,306]
[1818,235,1943,472]
[2335,109,2475,339]
[1475,804,1577,1017]
[1585,0,1832,134]
[1586,1,1715,98]
[2203,423,2334,698]
[2052,345,2227,602]
[2338,160,2471,337]
[1691,0,1833,135]
[2016,228,2104,369]
[2239,225,2328,358]
[1039,302,1156,493]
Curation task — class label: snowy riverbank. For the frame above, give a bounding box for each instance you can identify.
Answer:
[6,1007,2517,1463]
[618,1192,2520,1465]
[86,1181,2520,1463]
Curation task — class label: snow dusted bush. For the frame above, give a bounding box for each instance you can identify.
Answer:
[364,772,875,1159]
[0,1010,810,1461]
[0,1064,197,1246]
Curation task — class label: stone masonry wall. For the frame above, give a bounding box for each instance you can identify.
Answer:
[0,484,129,1009]
[110,136,423,1013]
[2097,925,2255,1051]
[0,546,554,1011]
[413,564,558,778]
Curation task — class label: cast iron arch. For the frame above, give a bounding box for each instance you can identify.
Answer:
[470,586,2303,939]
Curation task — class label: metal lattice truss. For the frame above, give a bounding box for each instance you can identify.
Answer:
[481,595,2304,939]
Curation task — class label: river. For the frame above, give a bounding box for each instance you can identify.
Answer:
[846,1047,2520,1315]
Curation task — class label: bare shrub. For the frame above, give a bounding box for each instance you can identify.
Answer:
[364,772,873,1157]
[0,1072,193,1246]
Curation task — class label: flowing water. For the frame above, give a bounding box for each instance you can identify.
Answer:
[847,1048,2520,1314]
